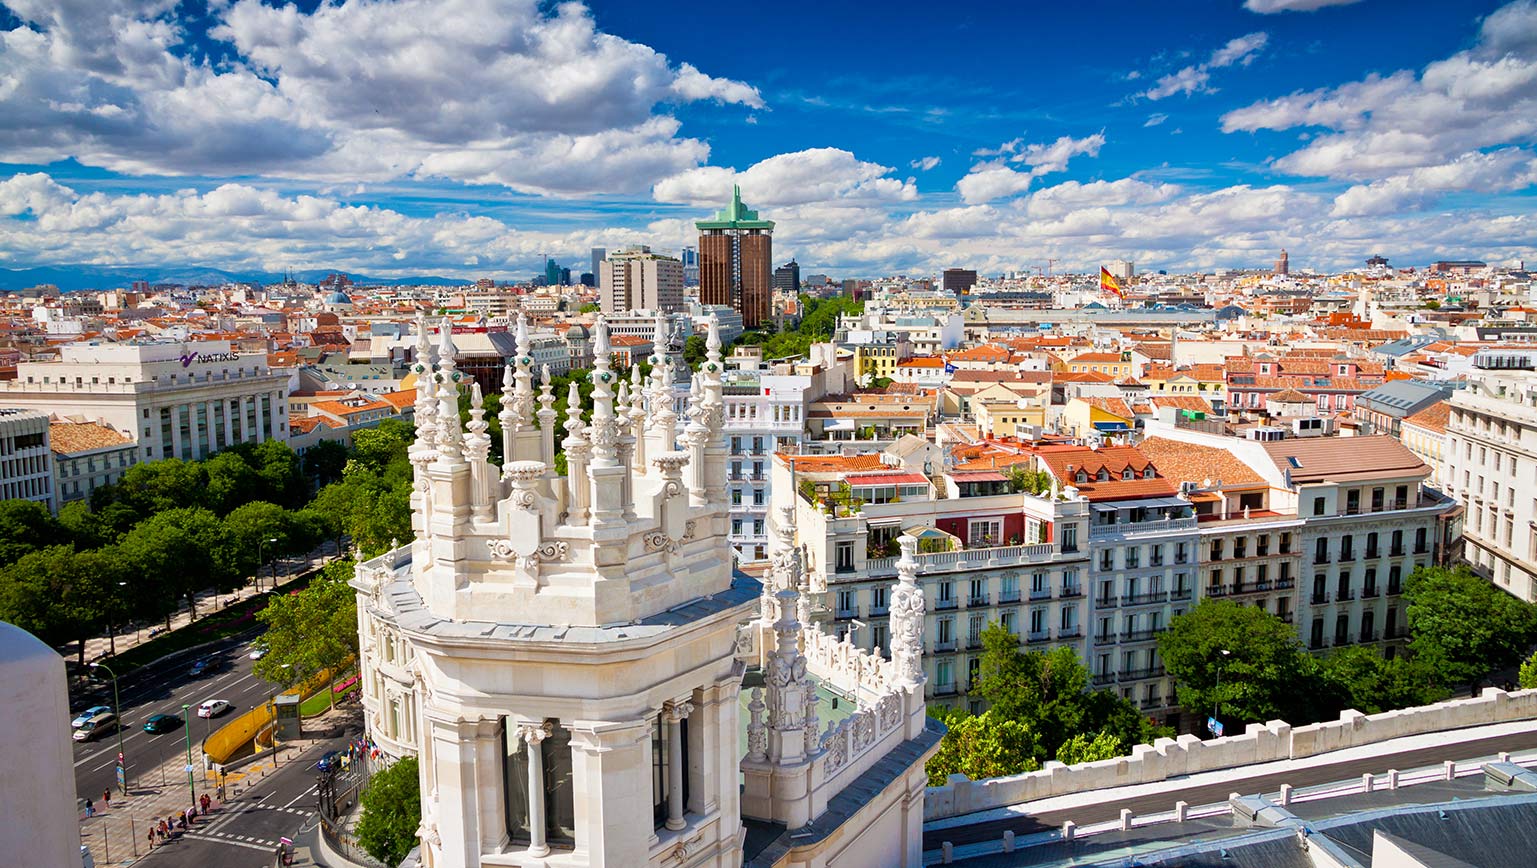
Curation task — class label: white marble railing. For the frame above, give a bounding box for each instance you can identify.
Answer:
[864,542,1057,575]
[802,624,894,703]
[815,691,906,782]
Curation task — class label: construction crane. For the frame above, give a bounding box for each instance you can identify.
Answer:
[1045,258,1059,276]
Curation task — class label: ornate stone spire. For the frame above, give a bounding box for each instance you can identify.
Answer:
[465,382,494,522]
[433,317,465,463]
[628,364,648,471]
[411,312,438,453]
[682,372,709,506]
[588,316,620,468]
[889,534,926,688]
[500,313,536,464]
[561,379,591,525]
[647,312,678,454]
[701,315,725,438]
[536,364,557,468]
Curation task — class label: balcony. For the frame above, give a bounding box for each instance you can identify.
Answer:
[1338,588,1356,601]
[1205,584,1230,598]
[1056,626,1083,640]
[1313,554,1331,565]
[1414,544,1429,555]
[864,541,1062,576]
[1149,558,1165,568]
[1384,624,1399,640]
[933,681,958,697]
[998,590,1022,604]
[1095,595,1119,610]
[869,604,890,617]
[1120,665,1165,682]
[1028,629,1052,643]
[1058,585,1084,600]
[1361,585,1380,599]
[1092,672,1116,687]
[1360,629,1380,643]
[966,636,984,651]
[1122,628,1162,642]
[1387,582,1402,596]
[1279,611,1294,624]
[967,593,991,608]
[1093,631,1119,646]
[1365,548,1380,560]
[1123,591,1169,606]
[934,639,958,653]
[1390,547,1405,557]
[1275,577,1295,590]
[1339,550,1356,563]
[1028,587,1052,601]
[935,597,958,611]
[1171,588,1193,601]
[1089,516,1199,540]
[1139,695,1165,711]
[1310,592,1331,605]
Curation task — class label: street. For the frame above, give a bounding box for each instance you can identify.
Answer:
[72,636,282,808]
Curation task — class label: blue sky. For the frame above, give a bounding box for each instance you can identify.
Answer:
[0,0,1533,280]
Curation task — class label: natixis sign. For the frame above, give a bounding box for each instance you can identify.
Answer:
[179,351,241,368]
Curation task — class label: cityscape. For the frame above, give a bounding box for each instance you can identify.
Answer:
[1,2,1537,868]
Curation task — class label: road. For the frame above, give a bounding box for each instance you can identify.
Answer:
[140,731,364,868]
[71,635,284,805]
[923,727,1537,849]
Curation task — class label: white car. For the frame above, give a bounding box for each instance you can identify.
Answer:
[72,705,112,728]
[196,699,231,719]
[248,644,268,660]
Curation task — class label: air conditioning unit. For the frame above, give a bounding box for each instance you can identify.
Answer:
[1246,426,1286,442]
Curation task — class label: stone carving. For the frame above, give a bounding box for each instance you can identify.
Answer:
[666,831,704,865]
[662,698,695,724]
[643,530,678,555]
[801,680,820,753]
[889,534,926,688]
[746,688,767,762]
[516,720,552,745]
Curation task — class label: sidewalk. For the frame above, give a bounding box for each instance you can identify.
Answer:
[78,705,354,866]
[79,542,343,663]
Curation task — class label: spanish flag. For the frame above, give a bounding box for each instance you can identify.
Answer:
[1100,267,1124,298]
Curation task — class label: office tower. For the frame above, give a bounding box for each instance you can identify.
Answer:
[597,246,685,314]
[1274,249,1290,276]
[941,268,978,296]
[696,186,774,329]
[1106,259,1136,281]
[773,259,801,294]
[545,258,562,288]
[680,245,699,287]
[590,247,606,282]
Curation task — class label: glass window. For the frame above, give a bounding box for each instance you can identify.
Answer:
[505,721,576,847]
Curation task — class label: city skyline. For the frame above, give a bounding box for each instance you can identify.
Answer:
[0,0,1534,280]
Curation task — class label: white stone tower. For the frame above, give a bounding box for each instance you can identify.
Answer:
[353,313,938,868]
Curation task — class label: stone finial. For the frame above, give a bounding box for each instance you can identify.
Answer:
[411,312,438,452]
[433,317,464,459]
[890,534,926,688]
[588,316,619,465]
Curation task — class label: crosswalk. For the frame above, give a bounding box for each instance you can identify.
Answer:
[181,802,311,852]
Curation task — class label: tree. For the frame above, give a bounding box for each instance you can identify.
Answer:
[204,451,265,515]
[0,499,67,563]
[223,501,296,578]
[683,334,707,368]
[118,508,239,622]
[357,756,421,866]
[1054,730,1125,766]
[0,545,125,664]
[302,440,350,487]
[924,708,1039,786]
[351,420,416,475]
[1520,651,1537,690]
[255,559,359,696]
[1158,599,1327,726]
[1405,565,1537,685]
[1321,645,1449,714]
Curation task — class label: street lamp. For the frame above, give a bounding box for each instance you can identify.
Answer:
[1210,648,1232,737]
[256,537,279,592]
[181,703,197,805]
[89,662,127,795]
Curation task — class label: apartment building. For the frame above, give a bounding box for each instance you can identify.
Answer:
[1443,349,1537,601]
[775,451,1091,713]
[49,420,137,506]
[0,341,290,461]
[0,409,54,509]
[723,369,810,562]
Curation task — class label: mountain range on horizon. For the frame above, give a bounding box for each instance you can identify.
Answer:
[0,264,477,293]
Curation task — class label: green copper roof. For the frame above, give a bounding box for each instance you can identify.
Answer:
[695,184,775,231]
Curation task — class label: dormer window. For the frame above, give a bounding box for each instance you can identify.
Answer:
[1097,469,1109,482]
[1076,471,1088,483]
[1143,468,1155,479]
[1122,468,1134,480]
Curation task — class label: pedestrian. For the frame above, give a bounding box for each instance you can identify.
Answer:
[201,792,211,814]
[148,829,156,850]
[84,799,93,818]
[102,788,111,808]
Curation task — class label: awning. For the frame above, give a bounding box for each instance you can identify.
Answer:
[1092,421,1131,431]
[1092,496,1190,511]
[949,471,1007,483]
[824,419,855,431]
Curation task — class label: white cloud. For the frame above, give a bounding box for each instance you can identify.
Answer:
[1222,1,1537,184]
[956,133,1107,204]
[1022,178,1182,220]
[1140,32,1268,100]
[911,156,942,171]
[0,0,762,195]
[652,148,917,208]
[1015,133,1106,174]
[1144,113,1169,127]
[1330,148,1537,217]
[955,164,1036,206]
[1244,0,1362,13]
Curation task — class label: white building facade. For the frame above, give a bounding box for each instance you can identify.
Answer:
[0,409,54,509]
[351,314,938,868]
[0,341,290,461]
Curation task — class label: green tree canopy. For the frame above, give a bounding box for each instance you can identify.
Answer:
[0,499,67,563]
[924,707,1040,786]
[356,756,421,867]
[1405,565,1537,685]
[1054,730,1125,766]
[1158,599,1327,726]
[1320,645,1449,715]
[255,559,359,692]
[302,439,350,487]
[1520,650,1537,690]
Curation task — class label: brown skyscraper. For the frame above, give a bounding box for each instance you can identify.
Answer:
[696,185,774,328]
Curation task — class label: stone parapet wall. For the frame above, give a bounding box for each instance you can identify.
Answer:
[925,687,1537,820]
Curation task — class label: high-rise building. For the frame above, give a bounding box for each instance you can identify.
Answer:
[1274,249,1290,275]
[589,247,605,282]
[940,268,977,296]
[773,259,800,294]
[597,246,685,315]
[544,257,562,288]
[679,245,699,287]
[696,186,774,329]
[1106,260,1136,281]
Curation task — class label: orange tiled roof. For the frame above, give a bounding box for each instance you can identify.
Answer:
[778,453,886,473]
[379,389,416,410]
[1136,436,1264,487]
[49,421,133,454]
[1403,400,1451,434]
[1149,395,1214,414]
[1071,352,1127,364]
[311,398,391,417]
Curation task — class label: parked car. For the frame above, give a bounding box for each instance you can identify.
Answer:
[143,714,181,734]
[315,751,342,772]
[73,713,117,742]
[197,699,231,718]
[72,705,113,729]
